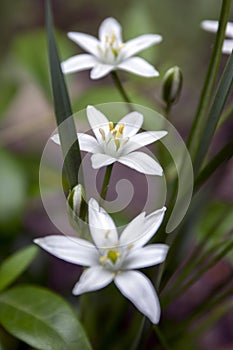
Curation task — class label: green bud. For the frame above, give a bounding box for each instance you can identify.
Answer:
[67,184,87,225]
[162,66,183,106]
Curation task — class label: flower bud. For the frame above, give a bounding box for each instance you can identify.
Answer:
[67,184,87,225]
[162,66,183,106]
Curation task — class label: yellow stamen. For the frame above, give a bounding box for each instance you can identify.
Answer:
[109,121,114,131]
[109,33,116,46]
[117,124,124,137]
[107,250,120,264]
[100,255,108,264]
[114,139,120,150]
[99,128,106,141]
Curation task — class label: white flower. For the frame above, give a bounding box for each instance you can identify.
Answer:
[34,198,168,324]
[62,17,162,79]
[201,20,233,54]
[52,105,167,175]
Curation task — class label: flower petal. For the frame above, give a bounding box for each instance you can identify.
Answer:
[222,39,233,54]
[88,198,118,248]
[118,151,163,175]
[123,34,162,59]
[123,131,167,154]
[67,32,100,56]
[72,266,114,295]
[90,63,114,79]
[91,153,116,169]
[77,133,101,153]
[61,54,97,74]
[86,105,109,142]
[99,17,122,42]
[50,132,101,153]
[118,57,159,77]
[201,20,233,38]
[201,20,219,33]
[116,112,143,137]
[115,270,161,324]
[34,235,98,266]
[123,244,169,269]
[120,207,166,247]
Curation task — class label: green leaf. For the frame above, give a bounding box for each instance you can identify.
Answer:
[187,0,231,161]
[0,285,92,350]
[0,79,18,118]
[0,245,38,293]
[0,150,27,224]
[194,51,233,174]
[46,0,81,190]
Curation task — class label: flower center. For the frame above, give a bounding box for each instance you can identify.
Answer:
[98,32,125,63]
[99,122,129,152]
[99,249,121,265]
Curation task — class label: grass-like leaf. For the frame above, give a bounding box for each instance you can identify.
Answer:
[0,245,38,293]
[187,0,231,160]
[0,285,92,350]
[46,0,81,190]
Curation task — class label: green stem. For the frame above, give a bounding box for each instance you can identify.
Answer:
[100,165,114,200]
[217,100,233,128]
[153,326,171,350]
[187,0,231,161]
[130,317,146,350]
[111,71,133,104]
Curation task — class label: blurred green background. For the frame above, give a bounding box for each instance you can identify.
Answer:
[0,0,232,349]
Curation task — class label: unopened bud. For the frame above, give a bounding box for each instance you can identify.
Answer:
[67,184,87,225]
[162,66,183,106]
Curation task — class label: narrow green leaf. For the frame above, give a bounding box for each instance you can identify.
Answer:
[194,51,233,174]
[0,285,92,350]
[187,0,231,160]
[194,139,233,192]
[46,0,82,190]
[0,246,38,293]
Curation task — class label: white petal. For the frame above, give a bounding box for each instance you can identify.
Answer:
[86,105,109,142]
[201,20,233,38]
[116,112,143,137]
[123,244,169,269]
[225,22,233,37]
[123,34,162,59]
[115,271,161,324]
[88,198,118,248]
[67,32,100,56]
[90,63,114,79]
[50,132,101,153]
[61,54,96,74]
[99,17,122,42]
[91,153,116,169]
[51,133,60,145]
[118,151,163,175]
[118,57,159,77]
[120,207,166,247]
[201,20,219,33]
[123,131,167,154]
[72,266,113,295]
[34,235,98,266]
[77,133,101,153]
[222,39,233,54]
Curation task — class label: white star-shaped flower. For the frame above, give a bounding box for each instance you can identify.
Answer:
[34,198,168,324]
[201,20,233,54]
[62,17,162,79]
[52,106,167,175]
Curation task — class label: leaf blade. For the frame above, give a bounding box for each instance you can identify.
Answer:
[0,285,92,350]
[0,245,38,293]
